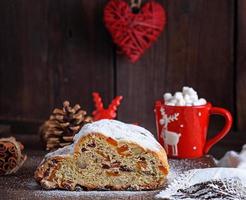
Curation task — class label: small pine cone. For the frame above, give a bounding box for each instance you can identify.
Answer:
[0,137,27,176]
[40,101,93,151]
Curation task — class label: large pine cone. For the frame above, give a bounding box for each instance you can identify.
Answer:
[40,101,93,150]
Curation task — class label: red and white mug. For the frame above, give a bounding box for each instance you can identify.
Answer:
[155,100,232,158]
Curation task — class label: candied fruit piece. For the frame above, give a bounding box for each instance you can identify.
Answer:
[117,145,128,154]
[136,161,147,170]
[158,166,168,174]
[106,171,120,176]
[106,137,118,146]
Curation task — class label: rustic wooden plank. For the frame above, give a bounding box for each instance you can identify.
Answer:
[47,0,114,114]
[237,0,246,131]
[117,0,234,134]
[0,0,114,122]
[0,0,52,121]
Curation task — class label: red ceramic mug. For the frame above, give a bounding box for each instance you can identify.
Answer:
[155,100,232,158]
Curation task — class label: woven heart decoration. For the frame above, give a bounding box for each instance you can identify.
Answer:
[104,0,166,63]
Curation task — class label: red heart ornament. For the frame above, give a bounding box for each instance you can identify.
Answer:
[104,0,166,63]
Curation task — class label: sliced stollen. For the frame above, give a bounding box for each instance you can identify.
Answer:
[35,119,169,190]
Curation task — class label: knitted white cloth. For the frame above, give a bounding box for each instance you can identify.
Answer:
[217,144,246,169]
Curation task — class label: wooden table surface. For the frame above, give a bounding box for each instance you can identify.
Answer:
[0,127,218,200]
[0,150,216,200]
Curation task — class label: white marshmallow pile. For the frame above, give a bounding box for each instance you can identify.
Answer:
[163,86,207,106]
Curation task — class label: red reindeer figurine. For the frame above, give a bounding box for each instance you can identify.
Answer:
[92,92,123,121]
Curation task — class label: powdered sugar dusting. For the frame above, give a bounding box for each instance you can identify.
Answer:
[45,144,74,159]
[167,156,215,183]
[46,120,162,160]
[74,119,163,152]
[34,189,154,199]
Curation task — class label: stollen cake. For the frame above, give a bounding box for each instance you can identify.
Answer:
[35,119,169,190]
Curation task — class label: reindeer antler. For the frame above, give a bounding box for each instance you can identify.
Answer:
[159,108,179,125]
[108,96,123,114]
[168,113,179,122]
[160,107,166,116]
[92,92,123,121]
[159,108,166,125]
[92,92,103,111]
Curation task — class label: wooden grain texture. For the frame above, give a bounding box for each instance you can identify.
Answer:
[117,0,234,133]
[116,0,168,133]
[0,0,114,122]
[237,0,246,131]
[47,0,114,114]
[0,0,243,135]
[0,0,52,121]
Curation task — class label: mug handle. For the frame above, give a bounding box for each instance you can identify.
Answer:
[203,107,233,154]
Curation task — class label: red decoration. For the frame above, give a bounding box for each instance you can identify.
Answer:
[104,0,166,63]
[92,92,123,121]
[155,100,232,159]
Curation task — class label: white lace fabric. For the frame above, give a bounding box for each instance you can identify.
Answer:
[217,144,246,169]
[156,168,246,200]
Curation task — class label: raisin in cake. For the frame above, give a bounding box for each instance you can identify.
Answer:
[35,119,169,190]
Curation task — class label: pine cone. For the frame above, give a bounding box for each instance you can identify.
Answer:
[40,101,93,151]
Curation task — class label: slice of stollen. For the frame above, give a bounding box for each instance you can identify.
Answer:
[35,119,169,190]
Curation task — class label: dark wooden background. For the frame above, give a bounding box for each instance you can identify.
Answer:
[0,0,245,146]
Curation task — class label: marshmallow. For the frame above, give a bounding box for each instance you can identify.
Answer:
[193,101,201,106]
[184,94,192,104]
[163,93,172,102]
[182,86,190,94]
[193,98,207,106]
[174,92,183,100]
[190,94,198,102]
[198,98,207,105]
[188,88,197,95]
[166,102,176,106]
[176,98,186,106]
[169,99,177,105]
[163,87,207,107]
